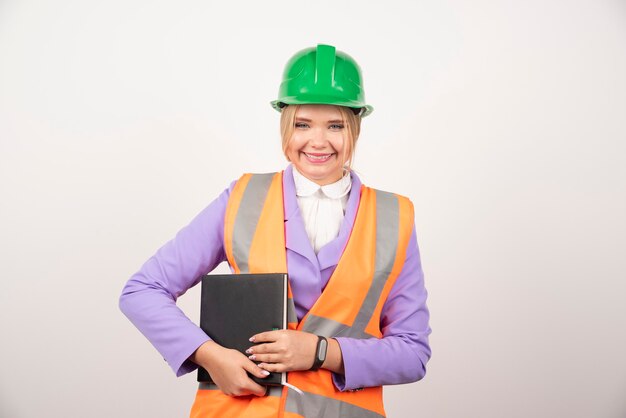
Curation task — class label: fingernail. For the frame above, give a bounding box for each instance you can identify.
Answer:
[245,348,252,354]
[262,370,270,376]
[249,336,256,342]
[248,355,256,360]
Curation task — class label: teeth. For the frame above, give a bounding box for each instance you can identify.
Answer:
[304,153,331,161]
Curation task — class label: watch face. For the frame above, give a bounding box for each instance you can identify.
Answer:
[318,338,328,361]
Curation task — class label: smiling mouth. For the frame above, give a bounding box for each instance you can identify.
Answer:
[303,152,334,162]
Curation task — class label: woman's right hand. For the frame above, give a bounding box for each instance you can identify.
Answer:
[191,340,269,397]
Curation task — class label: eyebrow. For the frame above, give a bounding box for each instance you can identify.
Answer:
[295,117,344,123]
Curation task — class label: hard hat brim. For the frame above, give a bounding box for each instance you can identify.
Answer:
[270,98,373,118]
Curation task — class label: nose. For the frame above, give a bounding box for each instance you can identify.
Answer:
[308,127,328,148]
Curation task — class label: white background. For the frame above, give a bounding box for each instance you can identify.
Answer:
[1,1,625,417]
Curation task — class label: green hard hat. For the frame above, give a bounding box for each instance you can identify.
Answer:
[271,44,373,117]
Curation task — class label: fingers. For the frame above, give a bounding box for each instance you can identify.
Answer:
[246,330,317,373]
[246,342,280,355]
[207,349,271,398]
[234,360,268,397]
[258,362,287,373]
[244,381,267,397]
[229,379,267,397]
[250,330,283,343]
[242,357,271,380]
[248,353,281,363]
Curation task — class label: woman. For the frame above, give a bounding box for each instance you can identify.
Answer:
[120,44,431,418]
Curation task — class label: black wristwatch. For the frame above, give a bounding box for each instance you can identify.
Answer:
[310,336,328,371]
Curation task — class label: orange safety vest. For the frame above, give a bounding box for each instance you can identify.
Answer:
[190,171,414,418]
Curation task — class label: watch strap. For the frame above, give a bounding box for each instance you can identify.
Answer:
[310,336,328,371]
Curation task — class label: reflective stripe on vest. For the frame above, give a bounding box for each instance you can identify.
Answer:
[223,172,298,327]
[299,189,402,340]
[189,172,414,418]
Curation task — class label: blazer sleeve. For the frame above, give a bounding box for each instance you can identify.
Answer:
[333,228,432,390]
[119,183,233,377]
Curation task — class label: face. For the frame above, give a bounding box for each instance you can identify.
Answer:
[285,104,351,186]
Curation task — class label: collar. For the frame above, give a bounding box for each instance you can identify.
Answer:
[292,166,352,199]
[283,164,362,271]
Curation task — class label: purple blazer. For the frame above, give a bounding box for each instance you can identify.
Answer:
[119,165,431,391]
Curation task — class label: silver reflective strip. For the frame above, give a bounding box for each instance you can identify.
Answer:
[351,190,399,333]
[301,314,372,339]
[285,388,384,418]
[267,386,283,398]
[232,173,275,273]
[198,382,283,398]
[287,297,298,324]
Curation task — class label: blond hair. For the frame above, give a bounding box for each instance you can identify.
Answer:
[280,105,362,169]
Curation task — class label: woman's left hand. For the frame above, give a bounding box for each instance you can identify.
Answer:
[246,330,318,373]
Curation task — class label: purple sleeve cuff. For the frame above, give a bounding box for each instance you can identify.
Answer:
[333,335,427,391]
[172,332,211,377]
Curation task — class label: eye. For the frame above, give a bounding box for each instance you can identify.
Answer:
[295,122,309,129]
[329,124,344,130]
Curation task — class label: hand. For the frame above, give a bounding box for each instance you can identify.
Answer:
[191,340,269,397]
[246,330,318,373]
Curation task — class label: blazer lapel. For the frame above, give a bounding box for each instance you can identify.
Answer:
[283,165,364,273]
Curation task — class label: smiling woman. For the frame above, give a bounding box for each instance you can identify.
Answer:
[283,104,358,185]
[119,44,431,418]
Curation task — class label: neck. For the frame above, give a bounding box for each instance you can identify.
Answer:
[294,167,348,186]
